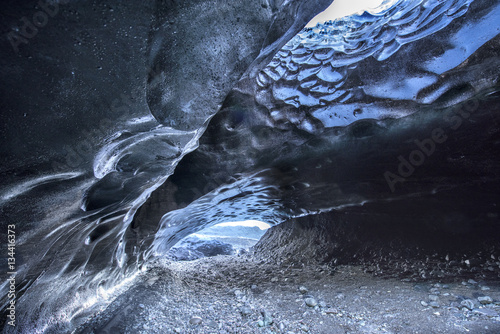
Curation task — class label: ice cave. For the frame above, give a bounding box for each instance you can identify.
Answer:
[1,0,500,332]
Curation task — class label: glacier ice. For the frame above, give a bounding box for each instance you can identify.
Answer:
[1,0,499,332]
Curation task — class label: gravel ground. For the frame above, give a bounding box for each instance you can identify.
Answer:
[77,254,500,334]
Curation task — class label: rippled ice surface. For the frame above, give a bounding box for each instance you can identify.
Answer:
[1,0,499,332]
[256,0,500,130]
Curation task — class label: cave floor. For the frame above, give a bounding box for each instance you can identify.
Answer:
[77,255,500,334]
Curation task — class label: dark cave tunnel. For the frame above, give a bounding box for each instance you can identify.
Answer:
[1,0,500,333]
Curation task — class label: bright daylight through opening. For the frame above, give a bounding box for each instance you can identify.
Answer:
[168,220,271,261]
[306,0,397,27]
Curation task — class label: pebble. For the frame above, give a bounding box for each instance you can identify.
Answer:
[461,299,475,310]
[174,328,181,333]
[299,286,308,294]
[481,286,491,291]
[146,276,158,286]
[468,279,478,285]
[189,316,202,325]
[207,320,218,328]
[429,295,439,302]
[305,298,318,307]
[478,296,493,305]
[261,310,273,326]
[240,305,252,316]
[325,308,339,314]
[421,301,428,307]
[429,302,440,308]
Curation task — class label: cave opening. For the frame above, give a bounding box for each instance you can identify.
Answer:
[166,220,271,261]
[1,0,500,332]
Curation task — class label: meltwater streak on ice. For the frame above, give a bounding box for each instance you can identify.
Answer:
[0,172,83,203]
[93,125,195,179]
[1,120,207,333]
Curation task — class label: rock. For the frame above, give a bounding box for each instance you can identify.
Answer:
[461,299,475,310]
[465,258,482,266]
[429,295,439,301]
[429,302,440,308]
[478,296,493,304]
[421,301,428,307]
[258,320,265,327]
[207,320,218,328]
[473,308,498,317]
[189,316,203,325]
[261,310,273,326]
[174,328,181,333]
[194,240,235,257]
[299,286,308,294]
[325,308,339,314]
[319,301,327,308]
[301,325,309,332]
[240,305,252,316]
[168,247,205,261]
[481,286,491,291]
[468,279,478,284]
[305,297,318,307]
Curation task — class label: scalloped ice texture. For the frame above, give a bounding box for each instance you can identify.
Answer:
[255,0,500,131]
